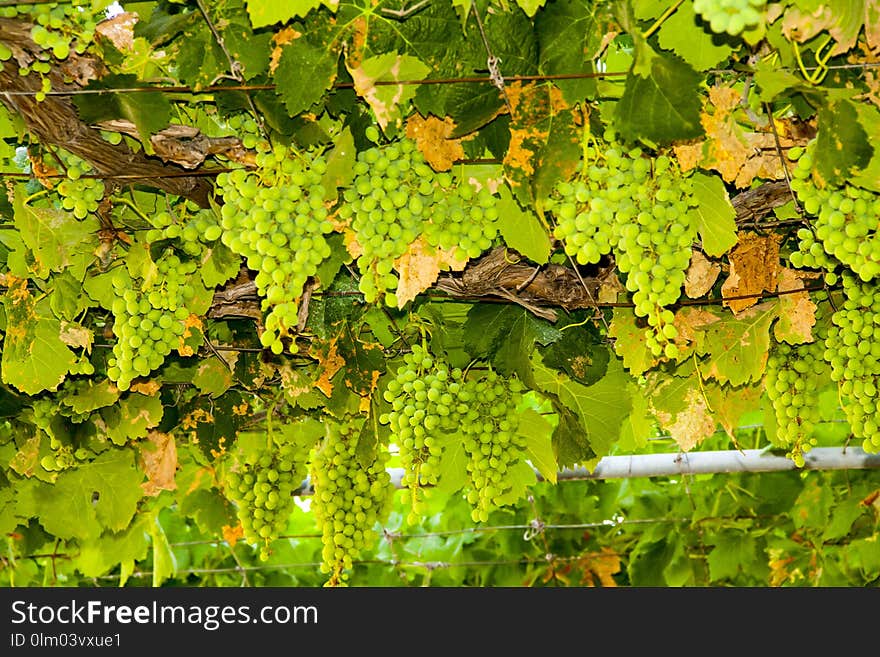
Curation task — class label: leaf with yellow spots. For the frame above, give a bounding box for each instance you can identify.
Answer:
[773,267,818,345]
[9,434,42,478]
[1,277,74,394]
[347,52,430,132]
[646,366,716,451]
[503,82,581,204]
[405,113,464,172]
[721,232,781,314]
[130,380,162,396]
[178,314,204,357]
[578,548,621,587]
[139,431,177,497]
[59,320,93,351]
[269,26,302,73]
[310,335,344,398]
[394,237,467,308]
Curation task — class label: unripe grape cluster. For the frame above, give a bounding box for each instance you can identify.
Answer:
[823,274,880,453]
[215,142,333,354]
[459,370,526,522]
[380,343,456,520]
[106,252,196,390]
[693,0,766,36]
[310,422,393,586]
[31,399,90,472]
[224,438,307,561]
[546,130,698,359]
[380,343,528,523]
[337,133,499,307]
[49,156,104,219]
[145,209,222,258]
[764,339,828,467]
[788,142,880,282]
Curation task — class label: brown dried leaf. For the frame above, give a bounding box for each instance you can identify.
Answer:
[222,524,244,547]
[95,12,138,51]
[684,250,722,299]
[579,548,621,587]
[130,380,162,396]
[394,237,467,308]
[774,267,818,344]
[405,114,464,172]
[59,321,93,351]
[722,232,781,314]
[597,270,625,303]
[654,387,717,452]
[139,430,177,497]
[672,307,720,356]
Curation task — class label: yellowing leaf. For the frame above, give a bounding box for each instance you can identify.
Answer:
[684,250,721,298]
[348,52,430,131]
[310,336,344,398]
[774,267,818,345]
[394,238,467,308]
[722,232,781,314]
[139,431,177,497]
[405,113,464,172]
[222,523,245,547]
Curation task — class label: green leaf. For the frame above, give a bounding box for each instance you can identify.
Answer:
[531,352,633,464]
[497,189,551,264]
[657,1,734,71]
[518,408,557,484]
[608,307,657,376]
[615,48,704,145]
[822,494,867,542]
[815,97,873,187]
[274,38,337,117]
[435,435,468,495]
[76,517,150,578]
[515,0,548,17]
[539,321,609,386]
[60,379,121,415]
[322,128,357,200]
[701,302,777,386]
[149,512,177,587]
[495,458,536,506]
[753,60,806,102]
[645,365,717,451]
[689,172,738,257]
[707,531,757,582]
[192,359,234,398]
[33,449,144,540]
[245,0,330,27]
[200,242,241,288]
[535,0,599,104]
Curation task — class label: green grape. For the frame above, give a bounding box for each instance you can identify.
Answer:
[764,339,827,466]
[788,141,880,282]
[310,422,393,586]
[52,154,104,217]
[224,435,309,562]
[694,0,766,36]
[215,128,332,348]
[823,274,880,453]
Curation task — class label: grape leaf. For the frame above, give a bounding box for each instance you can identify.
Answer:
[707,532,757,582]
[60,379,121,415]
[615,47,704,145]
[535,0,599,104]
[76,517,150,579]
[99,394,164,446]
[435,435,468,495]
[322,127,357,199]
[274,38,338,117]
[149,512,177,587]
[657,1,734,71]
[539,321,609,386]
[348,52,430,133]
[608,308,658,376]
[200,243,241,288]
[700,301,778,386]
[518,408,557,483]
[245,0,331,28]
[815,96,873,187]
[646,366,717,451]
[531,352,632,463]
[689,172,738,257]
[33,449,144,540]
[496,190,552,265]
[192,358,235,398]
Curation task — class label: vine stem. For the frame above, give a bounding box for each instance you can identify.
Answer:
[642,0,684,40]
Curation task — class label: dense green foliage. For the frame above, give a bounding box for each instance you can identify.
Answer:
[1,0,879,587]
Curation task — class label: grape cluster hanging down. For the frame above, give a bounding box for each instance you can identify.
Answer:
[224,436,308,561]
[53,157,104,219]
[215,138,333,354]
[381,343,529,523]
[823,274,880,454]
[309,422,393,586]
[788,142,880,282]
[693,0,766,36]
[106,251,196,390]
[336,132,500,308]
[764,338,829,467]
[546,130,699,359]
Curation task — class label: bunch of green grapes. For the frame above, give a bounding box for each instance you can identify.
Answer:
[30,399,89,472]
[145,209,223,257]
[823,274,880,453]
[1,1,103,99]
[106,251,196,390]
[764,340,828,467]
[310,422,394,586]
[693,0,766,36]
[215,142,333,354]
[52,158,104,219]
[547,131,698,359]
[380,343,459,521]
[224,438,307,561]
[788,143,880,283]
[337,131,499,307]
[458,370,527,522]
